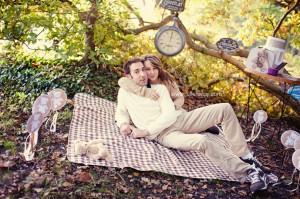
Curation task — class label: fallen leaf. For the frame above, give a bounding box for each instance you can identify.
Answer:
[51,150,63,160]
[162,184,168,190]
[62,181,73,187]
[76,171,92,183]
[238,190,247,196]
[141,177,150,183]
[0,160,15,168]
[150,179,160,185]
[33,188,43,193]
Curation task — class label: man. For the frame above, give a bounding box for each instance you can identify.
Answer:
[115,57,270,193]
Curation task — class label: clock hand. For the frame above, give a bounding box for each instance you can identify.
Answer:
[169,32,173,42]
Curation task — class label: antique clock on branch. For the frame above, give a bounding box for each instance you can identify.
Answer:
[154,0,186,56]
[154,18,186,56]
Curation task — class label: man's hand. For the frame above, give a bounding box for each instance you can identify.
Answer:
[130,127,149,138]
[120,123,131,136]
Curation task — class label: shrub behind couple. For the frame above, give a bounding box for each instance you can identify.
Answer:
[115,55,275,193]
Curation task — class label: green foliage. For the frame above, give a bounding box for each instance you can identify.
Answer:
[0,57,119,115]
[0,58,120,148]
[286,53,300,76]
[1,0,299,118]
[0,61,85,110]
[0,116,16,132]
[3,140,16,152]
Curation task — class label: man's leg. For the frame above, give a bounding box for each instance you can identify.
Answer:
[172,103,250,157]
[157,130,251,180]
[156,131,269,193]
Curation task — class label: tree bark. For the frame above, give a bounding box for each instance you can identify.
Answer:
[80,0,99,64]
[63,0,99,64]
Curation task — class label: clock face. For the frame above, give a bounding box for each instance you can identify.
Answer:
[155,26,185,56]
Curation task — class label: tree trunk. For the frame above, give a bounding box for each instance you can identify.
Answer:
[80,0,99,64]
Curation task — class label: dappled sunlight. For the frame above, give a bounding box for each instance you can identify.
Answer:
[1,1,300,198]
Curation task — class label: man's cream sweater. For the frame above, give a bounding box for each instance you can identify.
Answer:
[115,84,182,140]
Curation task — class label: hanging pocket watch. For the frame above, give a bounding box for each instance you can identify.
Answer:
[154,21,186,56]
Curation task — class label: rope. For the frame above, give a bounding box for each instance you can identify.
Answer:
[23,129,39,161]
[44,115,52,130]
[246,122,262,142]
[50,111,59,133]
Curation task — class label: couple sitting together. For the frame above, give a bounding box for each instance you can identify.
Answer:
[115,55,276,193]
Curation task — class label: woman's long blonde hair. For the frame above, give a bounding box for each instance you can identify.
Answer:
[143,55,176,87]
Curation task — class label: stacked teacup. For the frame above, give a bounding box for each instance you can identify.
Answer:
[264,36,287,76]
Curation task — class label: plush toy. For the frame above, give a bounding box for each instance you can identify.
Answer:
[74,139,113,162]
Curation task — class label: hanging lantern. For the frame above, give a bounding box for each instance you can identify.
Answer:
[291,149,300,190]
[47,88,68,133]
[294,136,300,150]
[246,110,268,142]
[23,112,44,161]
[253,110,268,123]
[281,130,300,149]
[292,149,300,171]
[26,112,44,133]
[32,94,52,117]
[48,88,68,111]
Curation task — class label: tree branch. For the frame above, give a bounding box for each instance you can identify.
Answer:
[207,72,244,88]
[190,33,249,58]
[175,17,300,116]
[121,12,300,116]
[273,0,300,37]
[122,0,144,26]
[123,15,174,34]
[266,17,275,29]
[123,9,250,58]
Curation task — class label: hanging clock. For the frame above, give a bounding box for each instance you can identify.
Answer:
[154,24,185,56]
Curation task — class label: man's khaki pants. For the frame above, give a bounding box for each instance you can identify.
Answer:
[156,103,252,181]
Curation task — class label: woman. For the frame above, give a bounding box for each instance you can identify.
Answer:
[118,54,219,134]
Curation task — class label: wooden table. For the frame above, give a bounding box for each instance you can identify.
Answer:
[242,68,300,139]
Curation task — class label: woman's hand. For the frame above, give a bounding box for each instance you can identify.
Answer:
[149,90,160,101]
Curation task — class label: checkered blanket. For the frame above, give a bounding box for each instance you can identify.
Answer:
[67,93,237,181]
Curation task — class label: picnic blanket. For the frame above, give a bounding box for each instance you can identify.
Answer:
[67,93,237,181]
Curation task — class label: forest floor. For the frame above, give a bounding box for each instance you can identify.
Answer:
[1,70,300,199]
